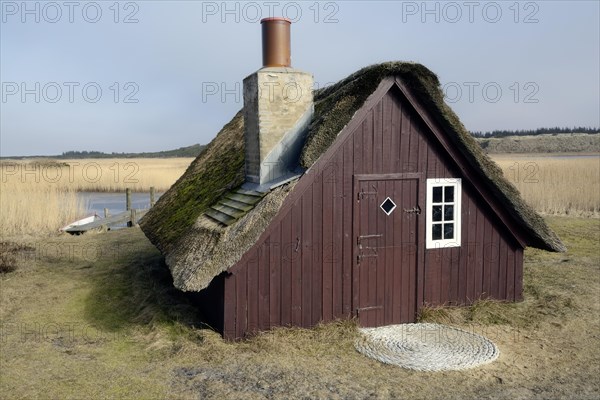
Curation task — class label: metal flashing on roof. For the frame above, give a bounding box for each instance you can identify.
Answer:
[242,169,303,193]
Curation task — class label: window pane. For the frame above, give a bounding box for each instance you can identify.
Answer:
[444,186,454,202]
[444,223,454,239]
[433,187,442,203]
[432,205,442,222]
[432,224,442,240]
[444,205,454,221]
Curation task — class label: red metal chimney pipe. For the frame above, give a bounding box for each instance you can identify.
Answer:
[261,17,291,68]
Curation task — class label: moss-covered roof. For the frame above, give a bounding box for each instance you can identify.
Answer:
[140,112,245,255]
[140,61,565,292]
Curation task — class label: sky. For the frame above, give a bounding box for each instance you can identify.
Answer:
[1,0,599,156]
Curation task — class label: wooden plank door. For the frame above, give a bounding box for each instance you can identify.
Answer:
[354,176,420,327]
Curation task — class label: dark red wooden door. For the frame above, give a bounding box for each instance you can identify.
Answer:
[354,176,420,327]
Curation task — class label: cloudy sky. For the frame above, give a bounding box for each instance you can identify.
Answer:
[1,0,598,156]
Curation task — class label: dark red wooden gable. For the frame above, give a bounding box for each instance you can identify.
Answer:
[220,78,524,339]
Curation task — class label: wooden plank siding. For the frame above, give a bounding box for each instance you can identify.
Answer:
[221,82,525,340]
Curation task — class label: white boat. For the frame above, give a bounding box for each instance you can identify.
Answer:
[60,214,101,231]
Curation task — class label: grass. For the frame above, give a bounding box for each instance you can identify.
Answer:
[1,217,599,399]
[490,154,600,216]
[1,152,598,397]
[0,158,193,235]
[0,242,35,273]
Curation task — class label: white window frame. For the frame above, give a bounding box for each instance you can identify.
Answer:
[426,178,462,249]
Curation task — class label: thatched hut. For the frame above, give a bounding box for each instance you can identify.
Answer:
[141,19,564,339]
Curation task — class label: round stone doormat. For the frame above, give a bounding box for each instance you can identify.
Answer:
[355,323,500,371]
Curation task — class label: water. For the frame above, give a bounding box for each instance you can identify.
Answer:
[77,191,162,217]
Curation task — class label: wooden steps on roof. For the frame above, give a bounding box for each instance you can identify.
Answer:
[235,188,265,197]
[219,198,254,212]
[205,187,266,226]
[225,192,263,204]
[204,208,237,226]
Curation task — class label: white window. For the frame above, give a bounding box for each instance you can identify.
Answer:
[426,178,461,249]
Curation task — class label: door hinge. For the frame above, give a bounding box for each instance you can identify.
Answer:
[356,305,383,315]
[357,185,378,201]
[357,234,383,245]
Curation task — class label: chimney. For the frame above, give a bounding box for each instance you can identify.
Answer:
[243,18,314,188]
[261,17,291,67]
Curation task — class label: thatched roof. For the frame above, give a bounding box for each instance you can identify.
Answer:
[140,62,565,292]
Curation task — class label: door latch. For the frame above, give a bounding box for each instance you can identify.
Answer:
[403,205,421,215]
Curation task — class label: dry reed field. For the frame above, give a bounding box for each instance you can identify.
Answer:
[490,154,600,216]
[1,155,598,236]
[0,179,85,237]
[1,158,194,193]
[0,158,193,236]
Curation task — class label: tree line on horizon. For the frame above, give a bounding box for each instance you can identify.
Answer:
[59,144,205,159]
[37,127,600,159]
[471,127,599,138]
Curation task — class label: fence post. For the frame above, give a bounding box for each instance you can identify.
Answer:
[104,208,109,218]
[129,208,137,228]
[126,188,131,211]
[150,187,155,207]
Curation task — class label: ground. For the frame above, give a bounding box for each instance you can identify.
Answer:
[0,217,599,399]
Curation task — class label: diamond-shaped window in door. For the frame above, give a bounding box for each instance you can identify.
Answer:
[380,197,397,216]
